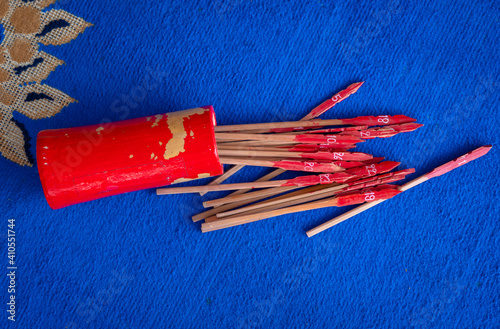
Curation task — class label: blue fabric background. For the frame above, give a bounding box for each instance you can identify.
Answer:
[1,0,499,328]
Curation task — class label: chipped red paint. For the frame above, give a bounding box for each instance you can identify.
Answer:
[37,106,223,209]
[425,145,492,179]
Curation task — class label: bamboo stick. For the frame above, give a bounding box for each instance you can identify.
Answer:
[215,119,344,133]
[216,149,372,161]
[218,157,344,173]
[216,140,297,147]
[306,145,493,237]
[214,132,363,145]
[301,82,364,120]
[216,184,348,218]
[216,145,353,152]
[204,184,333,222]
[211,158,388,207]
[199,165,244,196]
[158,179,297,195]
[305,176,427,237]
[214,115,416,133]
[192,193,274,222]
[223,168,286,198]
[203,197,339,232]
[201,187,402,232]
[215,171,411,219]
[216,145,296,152]
[203,186,301,208]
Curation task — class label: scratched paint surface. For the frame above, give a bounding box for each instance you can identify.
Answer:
[36,106,223,209]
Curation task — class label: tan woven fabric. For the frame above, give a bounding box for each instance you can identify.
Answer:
[0,0,91,166]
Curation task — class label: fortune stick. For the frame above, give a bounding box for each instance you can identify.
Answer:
[303,123,423,137]
[157,172,354,195]
[200,157,388,208]
[199,158,396,215]
[199,165,245,196]
[191,186,302,222]
[301,82,364,121]
[216,150,373,161]
[306,145,493,237]
[202,183,343,223]
[193,159,398,224]
[203,184,339,222]
[215,123,422,145]
[201,186,402,232]
[281,125,369,135]
[215,145,355,152]
[211,118,419,201]
[214,169,415,219]
[214,115,416,133]
[211,176,409,222]
[218,158,348,172]
[207,164,407,219]
[339,123,424,139]
[202,186,301,209]
[214,132,365,144]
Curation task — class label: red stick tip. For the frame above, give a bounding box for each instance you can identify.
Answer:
[425,145,492,179]
[346,81,364,95]
[388,123,424,132]
[363,157,385,165]
[303,82,365,120]
[335,185,402,207]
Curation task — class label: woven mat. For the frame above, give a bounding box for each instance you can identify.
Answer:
[0,0,91,166]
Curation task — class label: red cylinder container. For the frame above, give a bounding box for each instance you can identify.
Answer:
[37,106,223,209]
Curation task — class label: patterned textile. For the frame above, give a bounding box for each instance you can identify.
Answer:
[0,0,91,166]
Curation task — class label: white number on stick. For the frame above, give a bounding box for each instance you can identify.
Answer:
[304,162,315,172]
[326,135,337,144]
[331,94,342,102]
[361,131,371,137]
[333,152,344,160]
[319,174,331,183]
[364,192,376,201]
[457,155,467,165]
[366,164,377,176]
[377,115,390,124]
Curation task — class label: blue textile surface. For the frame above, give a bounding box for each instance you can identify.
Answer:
[1,1,499,328]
